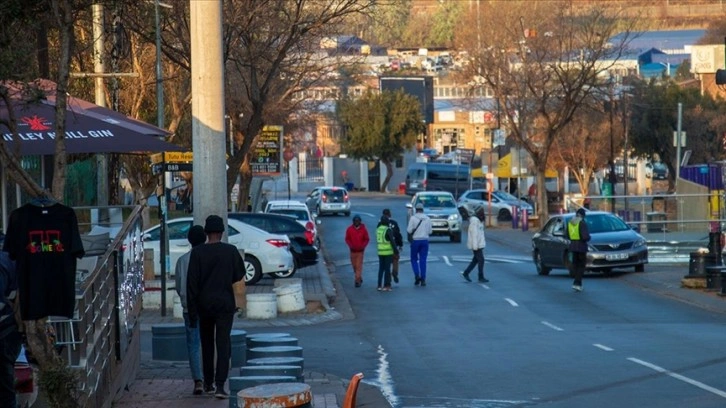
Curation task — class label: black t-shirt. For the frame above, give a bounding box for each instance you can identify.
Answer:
[2,203,85,320]
[186,242,245,322]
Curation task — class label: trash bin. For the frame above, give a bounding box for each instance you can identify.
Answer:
[689,252,718,277]
[646,212,666,233]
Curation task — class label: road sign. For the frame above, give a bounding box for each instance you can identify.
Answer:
[251,126,283,176]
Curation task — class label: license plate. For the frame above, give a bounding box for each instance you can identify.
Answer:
[605,253,628,261]
[329,204,342,208]
[433,222,447,227]
[410,183,418,188]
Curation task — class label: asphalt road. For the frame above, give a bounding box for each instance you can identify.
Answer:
[272,194,726,408]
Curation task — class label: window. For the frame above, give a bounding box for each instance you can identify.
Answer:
[168,221,192,240]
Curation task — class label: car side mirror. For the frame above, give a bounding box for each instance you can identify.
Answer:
[142,233,151,241]
[405,203,413,209]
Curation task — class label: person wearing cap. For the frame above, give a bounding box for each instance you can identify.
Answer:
[565,208,591,292]
[345,214,370,287]
[407,201,433,286]
[460,206,488,283]
[174,225,206,395]
[382,209,403,284]
[187,215,245,399]
[376,215,398,291]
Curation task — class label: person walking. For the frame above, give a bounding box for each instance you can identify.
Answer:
[174,225,206,395]
[187,215,245,399]
[0,250,20,408]
[407,202,432,286]
[382,208,403,284]
[376,215,398,292]
[345,215,370,287]
[565,208,591,292]
[460,206,488,283]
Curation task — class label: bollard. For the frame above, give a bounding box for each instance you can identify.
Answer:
[511,206,519,229]
[521,208,529,232]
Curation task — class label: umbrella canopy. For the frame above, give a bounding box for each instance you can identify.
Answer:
[0,80,184,155]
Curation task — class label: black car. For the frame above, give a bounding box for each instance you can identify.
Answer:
[227,212,318,269]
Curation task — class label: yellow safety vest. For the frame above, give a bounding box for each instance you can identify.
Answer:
[568,220,581,240]
[376,226,394,255]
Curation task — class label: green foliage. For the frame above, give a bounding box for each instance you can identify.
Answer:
[38,359,80,408]
[338,90,424,162]
[427,0,464,47]
[628,78,726,168]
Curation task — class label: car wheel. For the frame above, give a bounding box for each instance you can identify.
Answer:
[450,231,462,243]
[244,255,263,285]
[534,250,551,275]
[498,209,511,221]
[344,211,350,217]
[272,267,296,279]
[635,264,645,272]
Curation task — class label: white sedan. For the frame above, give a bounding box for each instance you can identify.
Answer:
[142,217,294,285]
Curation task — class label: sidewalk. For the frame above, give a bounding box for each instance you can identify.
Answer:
[113,258,388,408]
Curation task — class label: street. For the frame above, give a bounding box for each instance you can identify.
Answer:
[277,193,726,407]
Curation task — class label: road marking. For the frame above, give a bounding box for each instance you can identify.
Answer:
[375,344,400,406]
[593,344,613,351]
[627,357,726,398]
[442,256,452,266]
[505,298,518,307]
[541,321,564,331]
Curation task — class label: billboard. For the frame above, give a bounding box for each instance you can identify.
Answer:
[379,76,434,124]
[251,125,283,176]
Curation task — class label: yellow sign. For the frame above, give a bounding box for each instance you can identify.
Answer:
[492,154,558,178]
[151,152,193,164]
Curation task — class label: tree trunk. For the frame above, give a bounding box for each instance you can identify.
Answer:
[381,159,393,192]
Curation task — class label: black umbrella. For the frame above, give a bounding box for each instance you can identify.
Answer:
[0,80,184,155]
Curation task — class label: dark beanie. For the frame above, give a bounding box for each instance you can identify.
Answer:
[187,225,206,247]
[204,215,225,233]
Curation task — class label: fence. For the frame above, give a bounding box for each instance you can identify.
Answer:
[47,205,144,407]
[564,192,724,235]
[297,157,324,183]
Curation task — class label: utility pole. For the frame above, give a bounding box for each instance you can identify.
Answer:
[190,0,227,228]
[676,102,683,189]
[92,4,108,221]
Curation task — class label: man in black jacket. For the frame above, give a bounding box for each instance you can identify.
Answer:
[187,215,245,399]
[382,209,403,284]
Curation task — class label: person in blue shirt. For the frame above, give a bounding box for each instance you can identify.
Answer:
[0,249,21,408]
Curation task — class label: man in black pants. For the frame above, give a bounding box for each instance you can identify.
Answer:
[565,208,591,292]
[187,215,245,399]
[382,209,403,284]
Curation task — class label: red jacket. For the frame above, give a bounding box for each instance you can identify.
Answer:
[345,224,370,252]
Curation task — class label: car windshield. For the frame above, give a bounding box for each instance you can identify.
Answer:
[269,208,310,221]
[323,189,346,198]
[493,191,518,201]
[581,214,631,233]
[419,195,456,208]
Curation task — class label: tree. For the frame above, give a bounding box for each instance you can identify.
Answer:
[628,78,726,192]
[455,0,636,220]
[338,90,424,191]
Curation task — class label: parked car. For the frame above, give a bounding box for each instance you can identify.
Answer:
[263,200,319,245]
[305,186,351,216]
[652,162,669,180]
[531,211,648,276]
[406,191,462,242]
[142,217,294,285]
[228,212,318,269]
[405,162,472,196]
[457,189,534,221]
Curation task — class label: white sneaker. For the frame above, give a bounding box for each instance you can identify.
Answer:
[572,285,583,292]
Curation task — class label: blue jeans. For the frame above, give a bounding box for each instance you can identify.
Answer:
[0,330,21,408]
[377,255,393,288]
[410,240,429,280]
[182,313,202,381]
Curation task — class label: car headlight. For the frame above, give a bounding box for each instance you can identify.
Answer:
[633,238,646,248]
[448,213,459,221]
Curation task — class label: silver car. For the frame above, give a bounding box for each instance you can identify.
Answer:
[457,189,533,221]
[305,186,351,216]
[406,191,462,242]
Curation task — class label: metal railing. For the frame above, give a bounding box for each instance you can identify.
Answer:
[47,205,145,407]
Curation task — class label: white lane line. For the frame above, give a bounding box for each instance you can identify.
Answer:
[541,321,564,331]
[628,358,726,399]
[504,298,518,307]
[593,344,613,351]
[375,344,400,406]
[442,255,452,266]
